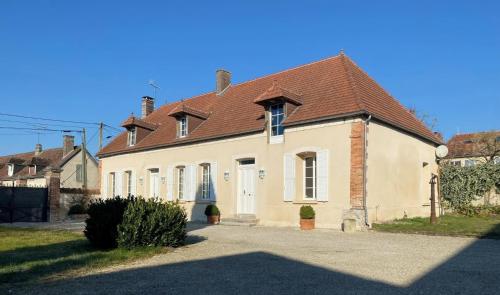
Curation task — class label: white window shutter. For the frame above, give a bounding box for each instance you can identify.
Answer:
[316,149,329,202]
[115,171,123,197]
[130,171,136,197]
[283,153,295,202]
[166,165,174,201]
[103,172,109,198]
[209,162,218,201]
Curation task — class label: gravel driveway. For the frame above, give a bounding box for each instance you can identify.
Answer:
[15,224,500,294]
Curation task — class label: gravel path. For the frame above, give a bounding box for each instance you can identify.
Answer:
[12,224,500,294]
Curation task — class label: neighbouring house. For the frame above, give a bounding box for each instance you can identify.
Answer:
[97,53,443,229]
[0,135,100,189]
[445,131,500,167]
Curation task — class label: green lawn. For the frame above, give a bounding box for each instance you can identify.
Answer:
[0,226,168,287]
[373,214,500,239]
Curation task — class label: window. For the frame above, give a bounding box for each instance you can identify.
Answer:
[201,164,211,199]
[464,159,476,167]
[270,104,284,136]
[29,165,37,175]
[179,116,188,137]
[450,160,461,167]
[125,170,132,196]
[304,156,316,199]
[127,127,137,146]
[7,164,14,177]
[177,166,185,200]
[76,164,83,182]
[494,157,500,165]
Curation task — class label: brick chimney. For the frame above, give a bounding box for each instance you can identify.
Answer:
[216,69,231,94]
[63,135,74,157]
[141,96,155,118]
[34,143,42,156]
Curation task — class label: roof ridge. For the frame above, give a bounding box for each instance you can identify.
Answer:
[0,147,63,158]
[340,53,365,111]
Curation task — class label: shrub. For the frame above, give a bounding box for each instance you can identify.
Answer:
[204,204,220,216]
[117,198,187,248]
[455,205,500,217]
[300,205,315,219]
[84,197,131,249]
[68,204,86,215]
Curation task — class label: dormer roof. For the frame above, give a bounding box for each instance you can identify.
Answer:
[121,116,157,131]
[254,80,303,106]
[168,104,210,120]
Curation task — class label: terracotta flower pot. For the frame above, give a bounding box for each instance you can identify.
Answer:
[207,215,220,225]
[300,218,315,230]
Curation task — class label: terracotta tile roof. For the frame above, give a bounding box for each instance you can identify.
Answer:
[446,131,500,159]
[0,148,64,179]
[99,53,442,157]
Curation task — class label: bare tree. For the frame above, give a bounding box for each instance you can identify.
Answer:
[408,106,438,130]
[474,132,500,162]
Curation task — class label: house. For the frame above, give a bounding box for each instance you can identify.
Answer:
[445,131,500,167]
[0,135,100,189]
[97,53,443,228]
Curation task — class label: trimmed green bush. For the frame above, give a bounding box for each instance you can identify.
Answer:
[300,205,315,219]
[117,198,187,248]
[84,197,131,249]
[204,204,220,216]
[68,204,86,215]
[455,205,500,217]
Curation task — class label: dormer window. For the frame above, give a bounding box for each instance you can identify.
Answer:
[270,104,284,137]
[29,165,37,175]
[127,127,137,146]
[179,116,188,138]
[7,164,14,176]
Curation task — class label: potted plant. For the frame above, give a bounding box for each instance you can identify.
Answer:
[204,204,220,225]
[300,205,315,230]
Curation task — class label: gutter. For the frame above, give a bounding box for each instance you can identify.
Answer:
[363,114,372,227]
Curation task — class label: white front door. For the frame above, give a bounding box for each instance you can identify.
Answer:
[237,162,255,214]
[149,169,159,198]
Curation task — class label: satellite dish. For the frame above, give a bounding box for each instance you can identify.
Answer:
[435,145,448,158]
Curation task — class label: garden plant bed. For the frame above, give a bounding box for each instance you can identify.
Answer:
[0,226,168,289]
[372,215,500,239]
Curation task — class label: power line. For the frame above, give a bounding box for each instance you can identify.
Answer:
[0,112,100,126]
[0,126,81,133]
[0,118,98,130]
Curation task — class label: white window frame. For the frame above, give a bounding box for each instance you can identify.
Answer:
[494,157,500,165]
[7,164,14,177]
[110,172,116,196]
[270,103,285,138]
[127,127,137,146]
[464,159,476,167]
[149,168,160,199]
[450,160,461,167]
[179,116,188,138]
[303,156,317,200]
[201,164,211,200]
[29,165,37,175]
[177,166,185,200]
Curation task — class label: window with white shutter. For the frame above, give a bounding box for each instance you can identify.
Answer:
[166,166,174,201]
[209,161,217,201]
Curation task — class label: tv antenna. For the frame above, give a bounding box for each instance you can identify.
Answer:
[148,80,160,98]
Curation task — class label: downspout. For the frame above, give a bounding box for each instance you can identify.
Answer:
[363,114,372,227]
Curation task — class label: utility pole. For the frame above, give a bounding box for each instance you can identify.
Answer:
[98,122,103,152]
[81,128,88,192]
[430,173,438,224]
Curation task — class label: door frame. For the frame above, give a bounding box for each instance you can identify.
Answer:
[237,158,256,215]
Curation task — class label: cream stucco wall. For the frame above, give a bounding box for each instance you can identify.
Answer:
[366,121,439,222]
[100,118,438,228]
[101,119,356,229]
[60,151,99,189]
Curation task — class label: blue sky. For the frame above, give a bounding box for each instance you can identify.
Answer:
[0,0,499,155]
